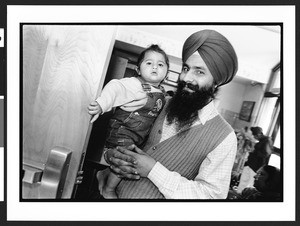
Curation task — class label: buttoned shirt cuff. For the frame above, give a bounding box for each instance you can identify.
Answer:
[147,162,169,187]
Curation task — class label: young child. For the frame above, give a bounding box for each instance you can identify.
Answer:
[88,44,169,198]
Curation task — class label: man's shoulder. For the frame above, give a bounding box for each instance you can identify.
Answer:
[260,135,273,144]
[198,102,234,132]
[213,114,234,132]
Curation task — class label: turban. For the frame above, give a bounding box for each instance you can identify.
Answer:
[182,29,238,87]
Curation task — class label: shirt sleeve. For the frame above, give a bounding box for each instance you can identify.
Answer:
[95,78,147,113]
[147,131,237,199]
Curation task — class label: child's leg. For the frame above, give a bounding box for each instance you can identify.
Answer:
[96,167,110,195]
[103,172,122,198]
[99,139,134,198]
[96,169,121,199]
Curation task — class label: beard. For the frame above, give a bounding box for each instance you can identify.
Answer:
[166,80,218,129]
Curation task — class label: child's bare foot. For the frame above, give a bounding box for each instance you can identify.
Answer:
[96,168,110,195]
[96,169,118,199]
[102,187,118,199]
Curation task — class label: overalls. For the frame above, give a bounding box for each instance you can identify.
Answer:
[105,80,166,148]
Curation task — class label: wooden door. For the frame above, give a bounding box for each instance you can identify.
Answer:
[22,25,116,198]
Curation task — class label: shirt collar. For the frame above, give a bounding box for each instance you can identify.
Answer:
[197,101,218,125]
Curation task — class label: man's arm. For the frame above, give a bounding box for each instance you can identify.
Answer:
[256,137,273,158]
[265,137,273,156]
[107,132,237,199]
[147,132,237,199]
[105,146,141,180]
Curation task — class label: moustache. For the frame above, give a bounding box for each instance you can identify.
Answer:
[179,81,199,92]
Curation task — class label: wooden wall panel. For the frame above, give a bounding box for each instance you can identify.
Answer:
[22,25,116,198]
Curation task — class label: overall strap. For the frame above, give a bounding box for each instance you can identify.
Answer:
[136,76,165,97]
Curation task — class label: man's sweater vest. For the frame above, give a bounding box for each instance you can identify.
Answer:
[116,103,234,199]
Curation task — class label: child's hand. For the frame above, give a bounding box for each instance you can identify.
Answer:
[88,101,102,123]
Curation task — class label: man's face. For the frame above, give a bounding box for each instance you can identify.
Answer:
[179,53,214,91]
[165,53,217,127]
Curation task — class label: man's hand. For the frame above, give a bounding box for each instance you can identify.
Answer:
[106,147,140,180]
[116,145,157,178]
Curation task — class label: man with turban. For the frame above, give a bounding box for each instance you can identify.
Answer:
[100,29,238,199]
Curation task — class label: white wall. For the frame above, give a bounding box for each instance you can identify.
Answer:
[216,79,265,130]
[243,83,265,122]
[216,80,246,113]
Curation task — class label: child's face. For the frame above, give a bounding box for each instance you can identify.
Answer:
[138,51,168,86]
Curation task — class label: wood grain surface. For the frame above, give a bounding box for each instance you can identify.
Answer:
[22,25,116,198]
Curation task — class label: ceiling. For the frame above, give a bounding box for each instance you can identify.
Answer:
[120,25,281,85]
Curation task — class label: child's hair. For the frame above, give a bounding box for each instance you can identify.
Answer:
[137,44,170,71]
